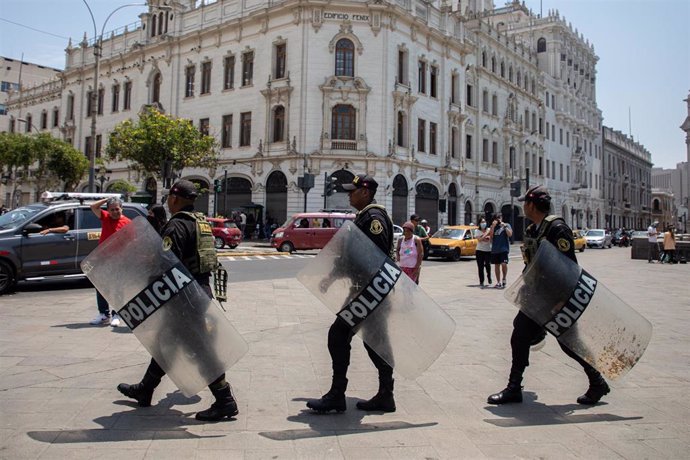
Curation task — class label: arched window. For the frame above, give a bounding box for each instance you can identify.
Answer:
[464,201,473,225]
[500,61,505,78]
[491,56,496,73]
[152,73,161,103]
[158,13,164,36]
[481,51,487,67]
[331,105,355,140]
[508,66,513,83]
[272,105,285,142]
[335,39,354,77]
[151,15,156,37]
[537,37,546,53]
[516,71,521,87]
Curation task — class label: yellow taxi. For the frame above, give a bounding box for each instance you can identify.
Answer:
[572,230,586,252]
[427,225,480,261]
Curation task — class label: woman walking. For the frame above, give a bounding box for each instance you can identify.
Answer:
[475,217,492,287]
[396,221,424,284]
[663,226,676,264]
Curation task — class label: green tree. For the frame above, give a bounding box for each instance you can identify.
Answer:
[0,132,88,203]
[106,107,218,183]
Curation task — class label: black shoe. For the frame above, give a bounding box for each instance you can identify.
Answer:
[195,400,239,421]
[196,383,239,421]
[487,385,523,404]
[306,391,346,413]
[356,392,396,412]
[117,382,154,407]
[577,381,610,405]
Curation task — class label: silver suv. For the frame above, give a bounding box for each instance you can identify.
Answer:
[0,199,148,294]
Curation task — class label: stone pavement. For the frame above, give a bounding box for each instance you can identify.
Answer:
[1,248,688,459]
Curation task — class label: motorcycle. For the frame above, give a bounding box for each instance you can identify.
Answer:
[619,232,630,247]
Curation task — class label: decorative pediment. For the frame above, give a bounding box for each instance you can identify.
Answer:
[328,23,364,55]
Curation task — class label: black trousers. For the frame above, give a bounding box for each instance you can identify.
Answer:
[509,311,600,382]
[475,250,492,284]
[328,317,393,382]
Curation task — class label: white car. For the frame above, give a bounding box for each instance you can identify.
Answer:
[393,224,403,248]
[584,229,613,248]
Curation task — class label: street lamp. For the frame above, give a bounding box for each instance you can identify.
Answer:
[96,167,112,193]
[82,1,170,192]
[17,118,39,133]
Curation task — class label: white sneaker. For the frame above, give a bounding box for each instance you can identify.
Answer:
[110,314,121,327]
[90,313,110,325]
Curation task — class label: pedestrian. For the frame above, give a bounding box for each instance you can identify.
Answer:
[421,219,431,236]
[475,217,492,287]
[89,196,131,327]
[489,213,512,288]
[396,221,423,284]
[306,173,396,414]
[239,211,247,235]
[146,204,168,235]
[117,180,239,422]
[487,185,610,406]
[647,221,660,263]
[663,226,676,264]
[410,213,430,268]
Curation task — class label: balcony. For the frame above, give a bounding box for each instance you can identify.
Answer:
[329,140,357,150]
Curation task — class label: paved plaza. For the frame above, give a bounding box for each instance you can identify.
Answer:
[0,247,688,459]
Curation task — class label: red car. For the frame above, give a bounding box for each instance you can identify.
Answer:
[208,217,242,249]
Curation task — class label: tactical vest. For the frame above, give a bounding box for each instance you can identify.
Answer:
[358,203,395,259]
[520,215,565,265]
[176,211,218,275]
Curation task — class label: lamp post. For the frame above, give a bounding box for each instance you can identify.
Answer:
[17,118,39,133]
[96,167,111,193]
[82,2,170,192]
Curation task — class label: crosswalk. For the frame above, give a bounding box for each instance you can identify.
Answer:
[223,253,317,262]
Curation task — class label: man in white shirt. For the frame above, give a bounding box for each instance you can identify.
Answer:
[647,221,659,263]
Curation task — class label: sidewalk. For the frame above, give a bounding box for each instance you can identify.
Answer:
[1,248,688,459]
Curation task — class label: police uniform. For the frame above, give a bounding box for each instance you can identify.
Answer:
[307,174,397,413]
[118,180,239,422]
[488,185,610,406]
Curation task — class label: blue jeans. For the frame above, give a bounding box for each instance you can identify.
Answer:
[96,290,110,315]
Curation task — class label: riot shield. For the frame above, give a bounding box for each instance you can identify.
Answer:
[504,240,652,380]
[81,218,247,396]
[297,221,456,380]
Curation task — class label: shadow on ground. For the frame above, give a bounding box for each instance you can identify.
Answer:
[258,396,437,440]
[483,393,643,427]
[27,391,224,444]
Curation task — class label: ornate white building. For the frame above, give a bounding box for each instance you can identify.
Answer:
[6,0,605,235]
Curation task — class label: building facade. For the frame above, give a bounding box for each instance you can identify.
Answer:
[6,0,605,235]
[602,126,653,230]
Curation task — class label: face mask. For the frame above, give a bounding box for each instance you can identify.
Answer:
[480,222,487,229]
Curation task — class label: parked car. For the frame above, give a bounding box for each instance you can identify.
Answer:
[427,225,480,261]
[208,217,242,249]
[393,224,403,249]
[584,229,612,248]
[271,211,355,253]
[0,195,148,294]
[572,230,586,252]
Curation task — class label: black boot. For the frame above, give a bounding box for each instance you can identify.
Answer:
[306,377,347,413]
[356,377,396,412]
[487,373,523,405]
[577,370,610,405]
[117,370,161,407]
[196,382,239,421]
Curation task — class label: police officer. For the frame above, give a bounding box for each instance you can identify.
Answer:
[487,185,610,405]
[117,180,239,422]
[307,174,396,413]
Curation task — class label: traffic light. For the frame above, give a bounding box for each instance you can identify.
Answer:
[214,179,222,193]
[510,180,521,197]
[325,176,337,196]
